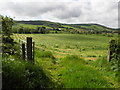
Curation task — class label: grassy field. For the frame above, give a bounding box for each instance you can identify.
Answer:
[12,34,119,88]
[13,23,52,29]
[13,34,112,59]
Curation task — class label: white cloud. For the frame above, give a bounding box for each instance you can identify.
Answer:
[0,0,119,28]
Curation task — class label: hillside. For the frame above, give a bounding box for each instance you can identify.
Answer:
[13,20,118,34]
[16,20,116,30]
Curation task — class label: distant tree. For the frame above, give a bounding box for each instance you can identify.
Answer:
[18,26,24,34]
[55,31,58,33]
[39,27,49,34]
[24,28,31,34]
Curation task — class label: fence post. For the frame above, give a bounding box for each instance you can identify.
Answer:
[22,43,25,60]
[32,42,35,64]
[27,37,33,63]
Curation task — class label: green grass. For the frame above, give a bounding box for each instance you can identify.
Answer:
[61,25,79,30]
[2,56,57,88]
[34,49,119,88]
[60,58,110,88]
[13,23,52,29]
[13,34,112,59]
[58,55,119,88]
[11,34,119,88]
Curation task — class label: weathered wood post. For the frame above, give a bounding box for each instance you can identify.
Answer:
[32,42,35,64]
[107,48,112,62]
[22,43,25,60]
[27,37,33,63]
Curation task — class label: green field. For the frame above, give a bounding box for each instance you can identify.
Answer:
[13,23,52,29]
[11,34,119,88]
[13,34,112,59]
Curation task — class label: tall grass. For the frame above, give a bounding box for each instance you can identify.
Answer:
[58,55,119,88]
[2,58,56,88]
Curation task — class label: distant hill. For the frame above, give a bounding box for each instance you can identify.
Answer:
[16,20,62,28]
[15,20,117,32]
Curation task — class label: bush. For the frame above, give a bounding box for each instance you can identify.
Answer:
[2,16,15,55]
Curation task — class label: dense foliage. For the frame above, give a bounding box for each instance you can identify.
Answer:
[109,39,120,79]
[109,39,120,61]
[2,16,15,55]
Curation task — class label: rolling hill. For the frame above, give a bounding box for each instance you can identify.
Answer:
[14,20,118,33]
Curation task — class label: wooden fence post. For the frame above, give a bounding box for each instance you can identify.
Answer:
[22,43,25,60]
[27,37,33,63]
[107,48,112,62]
[108,39,115,62]
[32,42,35,64]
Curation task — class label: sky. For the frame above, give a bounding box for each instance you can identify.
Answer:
[0,0,119,28]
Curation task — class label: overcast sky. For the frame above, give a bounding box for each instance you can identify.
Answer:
[0,0,119,28]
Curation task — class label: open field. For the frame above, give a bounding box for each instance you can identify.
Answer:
[11,34,119,88]
[13,34,113,60]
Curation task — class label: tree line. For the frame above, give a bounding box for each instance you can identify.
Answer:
[13,26,50,34]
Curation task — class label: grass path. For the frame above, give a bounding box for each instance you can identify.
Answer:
[35,54,119,88]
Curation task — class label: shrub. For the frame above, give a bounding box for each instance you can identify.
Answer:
[2,16,15,55]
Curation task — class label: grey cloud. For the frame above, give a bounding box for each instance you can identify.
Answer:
[4,2,83,19]
[5,2,66,17]
[51,2,92,19]
[52,7,82,19]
